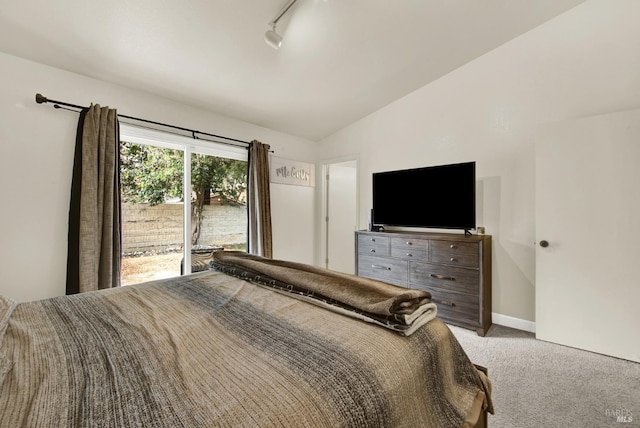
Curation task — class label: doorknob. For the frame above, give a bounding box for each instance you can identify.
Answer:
[539,240,549,248]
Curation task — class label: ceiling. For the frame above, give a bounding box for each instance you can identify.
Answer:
[0,0,584,141]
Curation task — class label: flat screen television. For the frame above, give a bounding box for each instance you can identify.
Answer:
[372,161,476,231]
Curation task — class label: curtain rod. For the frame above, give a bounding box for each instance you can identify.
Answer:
[35,93,254,149]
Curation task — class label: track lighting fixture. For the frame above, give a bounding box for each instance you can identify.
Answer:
[264,25,283,49]
[265,0,298,50]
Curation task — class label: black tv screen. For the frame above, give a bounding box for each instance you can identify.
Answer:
[372,161,476,230]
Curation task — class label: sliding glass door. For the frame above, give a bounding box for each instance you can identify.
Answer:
[119,125,247,286]
[187,150,247,274]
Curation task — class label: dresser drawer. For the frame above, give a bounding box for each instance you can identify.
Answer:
[412,285,480,325]
[409,262,479,295]
[430,240,479,267]
[357,234,390,256]
[390,237,428,261]
[357,255,408,284]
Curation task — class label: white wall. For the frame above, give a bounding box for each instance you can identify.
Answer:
[0,52,317,302]
[270,183,315,263]
[317,0,640,322]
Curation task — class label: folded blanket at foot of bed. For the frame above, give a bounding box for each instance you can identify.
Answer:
[211,251,437,336]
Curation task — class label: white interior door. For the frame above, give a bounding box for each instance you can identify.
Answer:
[535,109,640,363]
[325,161,357,273]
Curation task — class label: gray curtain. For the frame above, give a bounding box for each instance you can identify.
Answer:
[247,140,273,258]
[66,104,122,294]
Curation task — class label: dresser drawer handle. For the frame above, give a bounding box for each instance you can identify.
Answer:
[430,273,456,281]
[370,249,376,253]
[450,257,457,262]
[371,238,376,242]
[406,241,412,245]
[439,300,456,307]
[450,244,457,249]
[406,253,413,257]
[371,264,391,270]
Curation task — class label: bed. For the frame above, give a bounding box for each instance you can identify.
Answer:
[0,251,493,427]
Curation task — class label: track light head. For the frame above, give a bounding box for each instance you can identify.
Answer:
[265,0,298,49]
[265,26,283,50]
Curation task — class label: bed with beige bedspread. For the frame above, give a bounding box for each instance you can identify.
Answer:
[0,253,492,427]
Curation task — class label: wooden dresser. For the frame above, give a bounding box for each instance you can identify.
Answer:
[355,230,492,336]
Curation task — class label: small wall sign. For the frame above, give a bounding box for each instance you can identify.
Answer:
[270,156,315,187]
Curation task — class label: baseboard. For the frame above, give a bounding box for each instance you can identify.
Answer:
[492,312,536,333]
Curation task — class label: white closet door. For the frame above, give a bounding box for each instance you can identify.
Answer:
[535,109,640,363]
[326,161,357,274]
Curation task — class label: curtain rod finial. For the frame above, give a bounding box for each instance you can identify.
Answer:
[35,93,48,104]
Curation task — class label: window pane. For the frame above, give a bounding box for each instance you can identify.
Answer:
[190,152,247,264]
[120,141,184,285]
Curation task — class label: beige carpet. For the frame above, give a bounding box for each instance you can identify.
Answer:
[448,324,639,428]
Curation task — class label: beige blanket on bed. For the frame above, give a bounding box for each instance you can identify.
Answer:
[0,271,492,427]
[211,250,437,335]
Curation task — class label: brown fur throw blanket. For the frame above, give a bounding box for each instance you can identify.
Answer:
[211,251,437,335]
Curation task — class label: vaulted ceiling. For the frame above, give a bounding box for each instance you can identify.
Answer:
[0,0,584,140]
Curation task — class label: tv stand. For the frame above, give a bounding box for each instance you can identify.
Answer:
[355,230,492,336]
